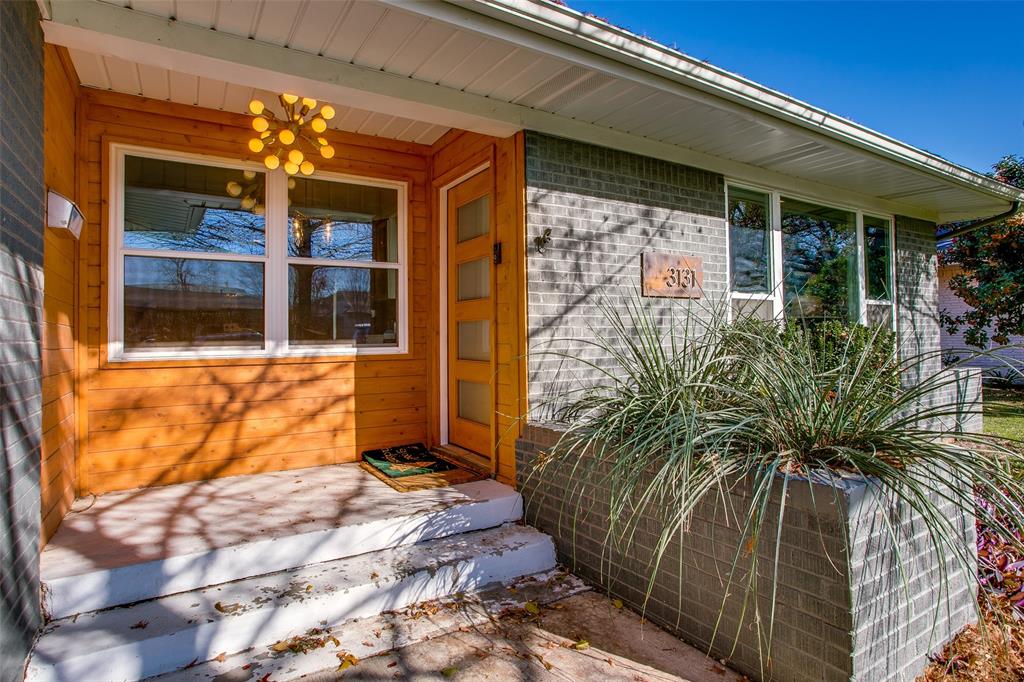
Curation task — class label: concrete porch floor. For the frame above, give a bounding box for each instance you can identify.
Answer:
[41,463,522,618]
[44,464,509,575]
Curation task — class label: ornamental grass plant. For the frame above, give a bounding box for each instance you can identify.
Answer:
[526,293,1024,675]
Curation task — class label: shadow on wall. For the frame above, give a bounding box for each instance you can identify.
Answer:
[33,352,444,678]
[521,133,728,422]
[1,246,44,682]
[895,215,943,388]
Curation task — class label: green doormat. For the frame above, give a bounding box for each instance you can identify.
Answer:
[361,443,457,478]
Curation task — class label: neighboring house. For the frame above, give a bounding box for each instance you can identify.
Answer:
[939,263,1024,381]
[2,1,1023,682]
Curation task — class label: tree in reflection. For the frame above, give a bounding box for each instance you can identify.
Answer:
[782,212,856,322]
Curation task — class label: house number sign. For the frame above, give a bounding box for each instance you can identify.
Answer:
[641,252,703,299]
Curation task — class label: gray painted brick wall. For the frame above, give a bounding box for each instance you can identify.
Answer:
[519,136,978,680]
[524,132,727,416]
[0,2,45,680]
[518,425,975,682]
[895,215,984,432]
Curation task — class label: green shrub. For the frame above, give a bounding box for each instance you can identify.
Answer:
[529,293,1024,675]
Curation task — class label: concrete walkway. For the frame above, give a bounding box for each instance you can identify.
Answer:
[302,592,744,681]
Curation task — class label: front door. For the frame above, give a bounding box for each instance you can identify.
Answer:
[446,170,494,460]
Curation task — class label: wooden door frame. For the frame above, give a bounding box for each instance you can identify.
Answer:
[437,161,492,450]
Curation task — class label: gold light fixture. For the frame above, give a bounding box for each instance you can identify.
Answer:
[245,94,336,176]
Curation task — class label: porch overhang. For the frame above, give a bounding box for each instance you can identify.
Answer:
[41,0,1023,223]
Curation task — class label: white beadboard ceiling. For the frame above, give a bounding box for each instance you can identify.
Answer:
[68,48,452,145]
[44,0,1022,221]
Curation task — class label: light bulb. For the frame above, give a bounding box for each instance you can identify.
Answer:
[248,138,265,153]
[284,161,299,175]
[301,97,317,109]
[248,99,264,115]
[240,196,256,210]
[282,93,299,104]
[310,117,327,133]
[243,170,257,180]
[252,116,269,132]
[287,178,296,190]
[320,145,335,159]
[278,129,295,145]
[319,105,335,120]
[264,155,280,170]
[288,149,304,165]
[300,161,314,176]
[225,181,242,197]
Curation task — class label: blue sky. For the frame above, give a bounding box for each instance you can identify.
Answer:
[567,1,1024,174]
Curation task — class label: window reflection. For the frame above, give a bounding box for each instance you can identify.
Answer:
[287,177,398,262]
[288,266,398,347]
[781,198,858,322]
[864,216,892,301]
[123,256,264,349]
[123,155,266,255]
[728,186,771,293]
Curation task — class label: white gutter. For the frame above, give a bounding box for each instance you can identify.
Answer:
[397,0,1022,208]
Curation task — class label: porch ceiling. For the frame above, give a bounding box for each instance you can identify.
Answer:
[41,0,1023,222]
[65,51,452,145]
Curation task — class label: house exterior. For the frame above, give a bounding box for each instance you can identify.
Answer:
[3,1,1023,681]
[939,263,1024,381]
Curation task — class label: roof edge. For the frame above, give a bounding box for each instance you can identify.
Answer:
[444,0,1023,208]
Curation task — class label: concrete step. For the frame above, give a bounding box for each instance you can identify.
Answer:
[146,570,588,682]
[43,475,522,619]
[28,524,556,682]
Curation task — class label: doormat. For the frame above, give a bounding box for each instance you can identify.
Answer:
[362,443,455,478]
[360,444,486,493]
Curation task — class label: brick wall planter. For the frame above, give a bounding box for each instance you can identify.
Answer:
[516,424,976,681]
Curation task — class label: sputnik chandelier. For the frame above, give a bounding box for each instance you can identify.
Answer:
[245,93,337,175]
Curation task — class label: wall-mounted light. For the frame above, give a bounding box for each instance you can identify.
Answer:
[533,227,552,254]
[46,190,83,239]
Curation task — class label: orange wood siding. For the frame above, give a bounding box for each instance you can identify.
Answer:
[41,45,80,542]
[430,131,526,486]
[78,90,434,495]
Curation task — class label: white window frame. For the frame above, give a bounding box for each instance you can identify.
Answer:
[725,181,897,326]
[108,143,409,361]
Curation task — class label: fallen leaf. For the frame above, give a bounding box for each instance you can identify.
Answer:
[272,641,291,652]
[214,602,241,615]
[130,621,148,630]
[258,675,272,682]
[337,652,360,671]
[305,584,314,593]
[370,571,380,580]
[534,654,553,671]
[387,661,397,668]
[441,666,459,678]
[213,653,227,663]
[611,599,623,609]
[524,601,540,615]
[573,639,590,651]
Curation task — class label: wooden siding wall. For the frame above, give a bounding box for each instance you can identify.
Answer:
[429,131,526,485]
[78,90,434,495]
[41,46,79,541]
